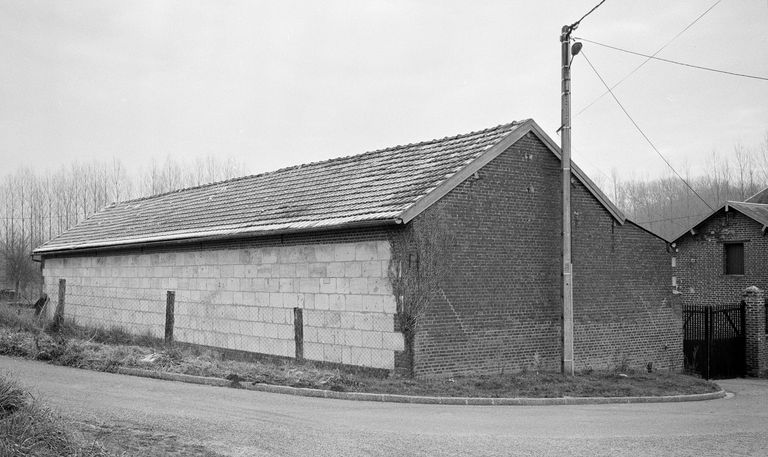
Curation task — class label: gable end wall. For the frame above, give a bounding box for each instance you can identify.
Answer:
[675,211,768,306]
[410,132,680,376]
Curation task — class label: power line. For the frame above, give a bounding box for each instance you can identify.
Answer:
[579,50,714,210]
[574,0,722,118]
[571,0,609,28]
[636,212,712,225]
[575,37,768,82]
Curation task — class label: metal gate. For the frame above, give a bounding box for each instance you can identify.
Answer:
[683,302,745,379]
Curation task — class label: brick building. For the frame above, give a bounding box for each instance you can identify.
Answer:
[671,191,768,377]
[33,119,681,376]
[671,197,768,308]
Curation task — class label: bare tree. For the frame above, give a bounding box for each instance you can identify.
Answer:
[0,233,39,297]
[759,131,768,183]
[602,134,768,240]
[137,154,246,197]
[733,142,751,201]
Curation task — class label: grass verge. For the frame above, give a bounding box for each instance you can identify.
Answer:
[0,374,109,457]
[0,301,719,398]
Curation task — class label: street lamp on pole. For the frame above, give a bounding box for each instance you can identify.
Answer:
[560,25,581,376]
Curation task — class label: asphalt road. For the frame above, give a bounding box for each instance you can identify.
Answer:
[2,356,767,456]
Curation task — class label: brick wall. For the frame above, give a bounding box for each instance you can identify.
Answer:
[674,210,768,307]
[743,287,767,377]
[571,216,680,373]
[409,132,680,376]
[42,234,403,370]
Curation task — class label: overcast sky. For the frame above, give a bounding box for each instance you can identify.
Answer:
[1,0,766,185]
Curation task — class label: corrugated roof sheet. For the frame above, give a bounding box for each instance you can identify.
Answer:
[35,121,528,253]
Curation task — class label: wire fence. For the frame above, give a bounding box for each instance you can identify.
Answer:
[45,278,401,370]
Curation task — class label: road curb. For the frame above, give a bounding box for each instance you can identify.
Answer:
[115,367,727,405]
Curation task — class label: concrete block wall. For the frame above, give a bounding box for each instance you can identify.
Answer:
[42,262,165,338]
[42,240,404,369]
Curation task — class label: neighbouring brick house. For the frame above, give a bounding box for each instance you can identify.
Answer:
[671,197,768,307]
[33,119,681,376]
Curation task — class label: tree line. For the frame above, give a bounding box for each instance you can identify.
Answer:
[0,155,245,295]
[2,133,766,295]
[592,133,768,240]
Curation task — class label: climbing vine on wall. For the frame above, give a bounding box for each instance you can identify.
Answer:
[387,206,456,374]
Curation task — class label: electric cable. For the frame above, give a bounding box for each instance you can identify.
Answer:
[574,0,722,118]
[580,50,714,210]
[571,0,608,28]
[575,37,768,82]
[636,212,713,225]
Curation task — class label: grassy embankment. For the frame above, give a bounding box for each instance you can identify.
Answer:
[0,300,719,398]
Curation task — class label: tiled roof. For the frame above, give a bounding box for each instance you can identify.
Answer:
[728,201,768,227]
[36,121,526,253]
[34,119,625,254]
[746,187,768,204]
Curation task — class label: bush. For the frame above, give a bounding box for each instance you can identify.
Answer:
[0,375,28,418]
[0,304,42,334]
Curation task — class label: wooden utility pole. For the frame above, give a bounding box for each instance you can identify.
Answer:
[560,24,575,376]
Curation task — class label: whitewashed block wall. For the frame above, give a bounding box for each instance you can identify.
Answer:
[43,240,404,369]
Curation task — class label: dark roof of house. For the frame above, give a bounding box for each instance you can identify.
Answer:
[671,200,768,242]
[728,201,768,227]
[746,187,768,204]
[34,119,625,254]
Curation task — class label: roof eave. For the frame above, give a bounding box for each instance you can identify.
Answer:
[34,218,402,257]
[624,218,672,243]
[669,204,726,243]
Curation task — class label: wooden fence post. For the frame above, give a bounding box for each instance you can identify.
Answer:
[53,279,66,328]
[165,291,175,343]
[294,307,303,361]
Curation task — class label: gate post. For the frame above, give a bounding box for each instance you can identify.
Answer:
[705,307,711,380]
[743,286,766,378]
